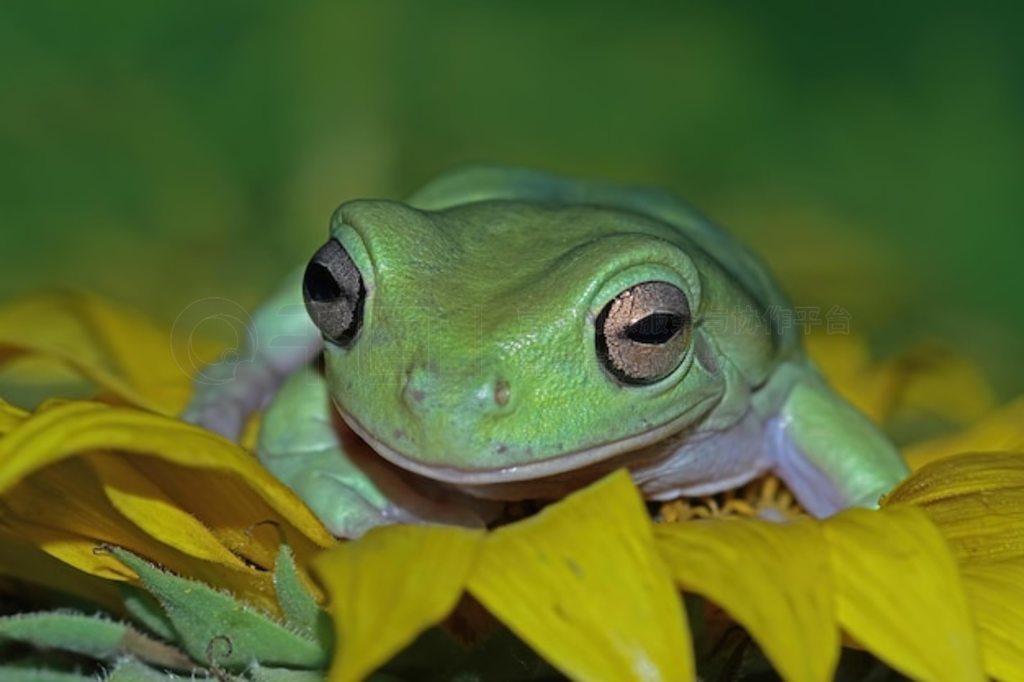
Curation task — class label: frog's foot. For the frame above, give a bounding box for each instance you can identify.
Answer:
[768,377,909,518]
[181,397,247,441]
[181,267,323,441]
[181,360,285,440]
[259,366,497,538]
[292,469,397,539]
[266,442,496,539]
[182,327,323,440]
[288,463,490,538]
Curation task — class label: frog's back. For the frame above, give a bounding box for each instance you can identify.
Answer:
[410,165,799,357]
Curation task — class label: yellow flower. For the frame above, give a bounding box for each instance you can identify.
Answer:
[1,290,1023,681]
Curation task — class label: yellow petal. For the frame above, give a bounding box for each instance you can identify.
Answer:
[0,354,94,410]
[72,292,185,401]
[1,515,138,582]
[903,398,1024,471]
[0,291,206,414]
[103,457,299,571]
[806,333,889,423]
[654,519,836,682]
[0,399,28,434]
[824,505,983,681]
[1,459,191,579]
[0,532,124,612]
[884,452,1024,565]
[84,453,249,569]
[0,400,334,551]
[467,470,692,682]
[0,458,279,606]
[885,453,1024,679]
[807,335,994,428]
[960,560,1024,680]
[313,525,482,682]
[891,344,994,425]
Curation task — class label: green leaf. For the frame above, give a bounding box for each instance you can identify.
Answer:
[113,547,328,671]
[118,583,177,642]
[0,611,190,669]
[0,669,94,682]
[272,544,329,645]
[0,611,120,656]
[107,659,189,682]
[247,664,327,682]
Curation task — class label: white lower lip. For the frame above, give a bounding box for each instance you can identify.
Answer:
[332,395,719,484]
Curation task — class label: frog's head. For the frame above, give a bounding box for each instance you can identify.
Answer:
[302,199,773,489]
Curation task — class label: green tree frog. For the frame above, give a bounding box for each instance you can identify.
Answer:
[184,166,908,537]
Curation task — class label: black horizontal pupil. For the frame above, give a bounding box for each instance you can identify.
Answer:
[625,313,684,344]
[304,262,342,302]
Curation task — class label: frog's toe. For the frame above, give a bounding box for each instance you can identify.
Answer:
[181,399,246,441]
[303,472,405,538]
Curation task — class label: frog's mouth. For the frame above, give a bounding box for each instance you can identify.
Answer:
[331,394,719,487]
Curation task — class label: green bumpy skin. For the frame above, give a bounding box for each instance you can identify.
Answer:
[184,166,909,537]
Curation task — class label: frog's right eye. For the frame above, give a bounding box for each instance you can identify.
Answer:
[303,239,365,346]
[595,281,691,385]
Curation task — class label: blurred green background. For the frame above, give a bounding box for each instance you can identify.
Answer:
[1,2,1021,391]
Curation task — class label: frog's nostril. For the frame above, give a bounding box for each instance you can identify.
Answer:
[400,363,433,411]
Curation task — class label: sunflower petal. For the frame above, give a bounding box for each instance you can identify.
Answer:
[884,452,1024,565]
[313,525,482,682]
[891,345,994,425]
[84,452,248,569]
[654,519,836,682]
[0,534,123,612]
[807,335,994,427]
[0,292,195,414]
[882,452,1024,679]
[0,400,334,552]
[0,399,28,434]
[467,470,692,682]
[1,459,202,581]
[0,354,95,410]
[824,505,983,681]
[0,460,283,613]
[90,455,299,571]
[903,399,1024,471]
[806,334,889,423]
[960,560,1024,680]
[1,516,138,582]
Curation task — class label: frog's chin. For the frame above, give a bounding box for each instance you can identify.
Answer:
[331,395,719,487]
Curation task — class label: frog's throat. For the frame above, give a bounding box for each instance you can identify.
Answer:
[332,395,720,485]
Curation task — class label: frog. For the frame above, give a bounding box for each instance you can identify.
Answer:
[183,166,909,538]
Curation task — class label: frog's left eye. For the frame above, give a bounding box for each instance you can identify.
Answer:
[595,281,691,385]
[303,239,365,346]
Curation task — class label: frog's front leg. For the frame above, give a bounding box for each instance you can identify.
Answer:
[182,267,322,440]
[259,365,495,538]
[769,370,909,517]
